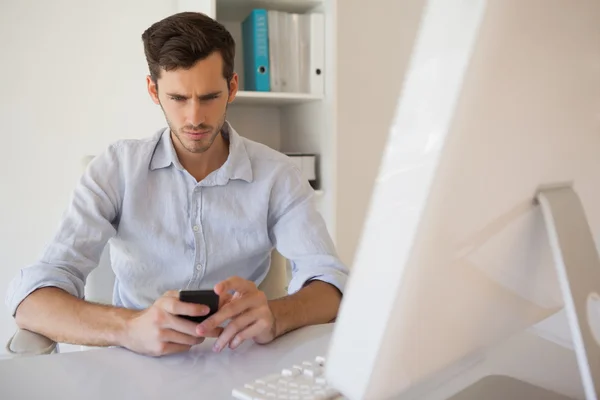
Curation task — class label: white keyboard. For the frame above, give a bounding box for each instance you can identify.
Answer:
[231,356,342,400]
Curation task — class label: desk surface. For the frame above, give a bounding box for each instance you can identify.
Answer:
[0,324,333,400]
[0,323,587,400]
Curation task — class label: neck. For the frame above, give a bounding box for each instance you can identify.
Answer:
[172,132,229,182]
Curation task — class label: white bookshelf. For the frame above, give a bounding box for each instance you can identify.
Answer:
[233,91,323,106]
[216,0,324,20]
[175,0,337,239]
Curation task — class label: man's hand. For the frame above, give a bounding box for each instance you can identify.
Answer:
[121,290,208,356]
[197,277,276,352]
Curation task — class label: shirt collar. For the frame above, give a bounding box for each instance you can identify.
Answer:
[149,121,253,184]
[149,127,184,171]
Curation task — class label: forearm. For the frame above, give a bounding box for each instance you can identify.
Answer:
[268,280,342,338]
[15,287,135,347]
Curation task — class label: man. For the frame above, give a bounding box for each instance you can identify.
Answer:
[5,12,348,357]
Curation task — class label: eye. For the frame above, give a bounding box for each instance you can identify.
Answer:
[201,95,219,102]
[170,96,186,102]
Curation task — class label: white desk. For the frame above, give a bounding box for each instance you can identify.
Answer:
[0,324,332,399]
[0,323,586,399]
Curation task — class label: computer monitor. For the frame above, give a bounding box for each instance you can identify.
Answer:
[325,0,600,399]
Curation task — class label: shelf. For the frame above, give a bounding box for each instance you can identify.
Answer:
[217,0,324,21]
[232,91,323,106]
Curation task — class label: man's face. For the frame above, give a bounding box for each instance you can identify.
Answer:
[147,52,238,154]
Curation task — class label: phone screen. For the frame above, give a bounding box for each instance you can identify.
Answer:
[178,290,220,323]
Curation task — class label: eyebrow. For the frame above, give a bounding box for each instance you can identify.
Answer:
[165,91,223,100]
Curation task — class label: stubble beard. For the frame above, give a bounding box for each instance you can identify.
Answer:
[165,109,227,154]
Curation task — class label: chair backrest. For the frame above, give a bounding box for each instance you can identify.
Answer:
[258,249,289,299]
[83,245,115,304]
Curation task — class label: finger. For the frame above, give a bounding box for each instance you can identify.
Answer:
[157,297,210,318]
[197,326,224,338]
[212,309,261,352]
[214,276,256,296]
[229,321,269,350]
[164,314,204,337]
[198,293,264,334]
[163,290,180,298]
[159,343,193,356]
[159,329,205,346]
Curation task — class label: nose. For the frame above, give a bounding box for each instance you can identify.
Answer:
[187,100,205,127]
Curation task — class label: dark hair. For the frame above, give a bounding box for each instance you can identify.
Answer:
[141,12,235,84]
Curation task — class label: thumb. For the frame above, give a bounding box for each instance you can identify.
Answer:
[163,290,180,298]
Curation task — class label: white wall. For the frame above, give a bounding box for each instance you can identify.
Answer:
[335,0,426,266]
[0,0,175,353]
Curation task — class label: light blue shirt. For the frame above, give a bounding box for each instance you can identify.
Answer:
[5,122,348,315]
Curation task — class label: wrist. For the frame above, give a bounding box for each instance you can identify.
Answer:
[111,308,138,348]
[268,301,280,339]
[267,299,299,339]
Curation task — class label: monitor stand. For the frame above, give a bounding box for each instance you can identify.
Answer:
[447,375,575,400]
[535,185,600,400]
[444,185,599,400]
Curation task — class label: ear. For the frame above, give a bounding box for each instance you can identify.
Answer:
[146,75,160,105]
[227,73,239,104]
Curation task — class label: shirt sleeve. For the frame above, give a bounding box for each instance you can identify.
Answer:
[5,143,122,316]
[268,162,349,295]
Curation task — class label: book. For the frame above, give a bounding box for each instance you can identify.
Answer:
[242,9,271,92]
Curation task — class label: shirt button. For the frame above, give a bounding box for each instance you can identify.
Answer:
[196,264,203,271]
[193,225,199,232]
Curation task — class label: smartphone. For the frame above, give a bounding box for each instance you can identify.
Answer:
[178,289,220,323]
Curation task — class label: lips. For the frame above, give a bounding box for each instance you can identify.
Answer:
[184,131,210,139]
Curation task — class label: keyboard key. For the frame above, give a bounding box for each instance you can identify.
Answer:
[257,388,266,395]
[315,356,326,366]
[278,396,288,400]
[315,378,327,385]
[267,393,276,398]
[232,388,255,400]
[257,374,281,385]
[292,367,303,375]
[303,367,323,378]
[267,384,277,389]
[281,369,300,377]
